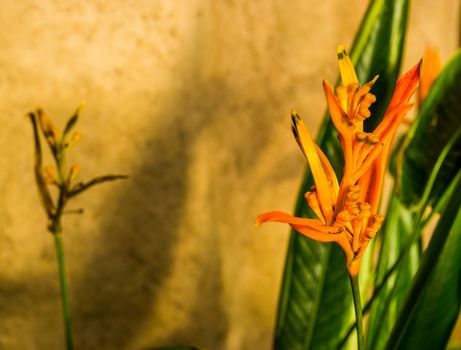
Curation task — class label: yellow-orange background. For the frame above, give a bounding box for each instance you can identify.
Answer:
[0,1,458,349]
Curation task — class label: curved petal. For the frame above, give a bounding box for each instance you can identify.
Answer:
[291,223,343,243]
[256,211,334,234]
[323,80,349,136]
[316,145,339,202]
[374,61,421,137]
[291,112,335,223]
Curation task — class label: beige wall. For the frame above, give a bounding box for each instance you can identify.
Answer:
[0,1,458,349]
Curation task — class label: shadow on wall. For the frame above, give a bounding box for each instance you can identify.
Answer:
[72,81,228,347]
[71,10,229,350]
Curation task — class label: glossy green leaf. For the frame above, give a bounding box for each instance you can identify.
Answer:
[366,124,461,348]
[274,0,410,349]
[384,175,461,350]
[365,194,419,350]
[398,50,461,208]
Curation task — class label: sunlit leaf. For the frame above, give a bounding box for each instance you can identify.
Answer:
[384,175,461,350]
[274,0,410,349]
[365,194,419,350]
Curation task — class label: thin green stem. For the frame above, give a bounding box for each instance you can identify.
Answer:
[54,228,74,350]
[349,274,364,350]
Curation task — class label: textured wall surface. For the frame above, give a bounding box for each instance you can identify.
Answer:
[0,1,458,349]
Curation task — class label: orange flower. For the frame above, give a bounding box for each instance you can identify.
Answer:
[418,44,441,105]
[257,45,420,276]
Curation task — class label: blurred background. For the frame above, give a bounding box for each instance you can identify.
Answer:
[0,1,458,349]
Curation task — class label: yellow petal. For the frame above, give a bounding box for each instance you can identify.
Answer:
[323,80,349,136]
[337,44,358,86]
[315,145,339,201]
[291,111,335,224]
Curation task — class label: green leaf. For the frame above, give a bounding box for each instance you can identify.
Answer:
[384,174,461,350]
[365,194,419,350]
[309,245,352,349]
[365,128,461,348]
[274,0,410,349]
[398,50,461,208]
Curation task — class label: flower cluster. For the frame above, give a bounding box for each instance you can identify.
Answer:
[28,107,127,233]
[257,45,420,276]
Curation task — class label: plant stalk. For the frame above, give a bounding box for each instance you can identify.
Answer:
[54,228,74,350]
[350,274,364,350]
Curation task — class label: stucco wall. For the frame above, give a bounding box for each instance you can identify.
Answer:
[0,1,458,349]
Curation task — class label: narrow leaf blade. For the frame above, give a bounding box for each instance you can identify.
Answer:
[274,0,410,349]
[385,175,461,350]
[365,194,419,350]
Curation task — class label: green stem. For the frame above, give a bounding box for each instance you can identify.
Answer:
[54,229,74,350]
[349,274,364,350]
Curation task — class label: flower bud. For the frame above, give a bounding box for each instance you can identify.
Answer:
[43,165,56,185]
[68,165,81,184]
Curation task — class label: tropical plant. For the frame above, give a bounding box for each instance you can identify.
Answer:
[257,0,461,349]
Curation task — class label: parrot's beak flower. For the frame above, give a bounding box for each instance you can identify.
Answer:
[257,45,420,276]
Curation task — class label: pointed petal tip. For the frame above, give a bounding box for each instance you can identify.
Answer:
[415,59,423,78]
[337,44,358,85]
[255,212,273,226]
[408,59,422,79]
[337,44,346,57]
[256,211,303,227]
[291,110,300,120]
[291,111,302,127]
[255,211,274,225]
[322,79,335,95]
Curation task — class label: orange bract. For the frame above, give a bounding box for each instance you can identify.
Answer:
[418,45,441,105]
[257,45,420,276]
